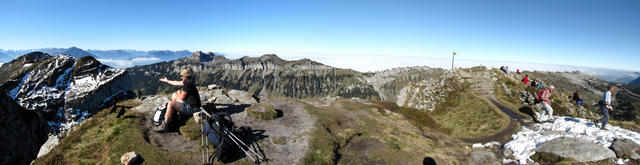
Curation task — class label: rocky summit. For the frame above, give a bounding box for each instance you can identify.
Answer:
[0,52,134,164]
[2,51,640,165]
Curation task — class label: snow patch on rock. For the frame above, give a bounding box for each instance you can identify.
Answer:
[504,116,640,164]
[65,67,124,101]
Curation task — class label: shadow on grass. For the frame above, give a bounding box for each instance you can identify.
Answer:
[422,157,437,165]
[275,109,284,118]
[214,103,251,115]
[519,106,535,119]
[131,155,144,165]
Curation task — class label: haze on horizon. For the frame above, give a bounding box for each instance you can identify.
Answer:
[1,0,638,72]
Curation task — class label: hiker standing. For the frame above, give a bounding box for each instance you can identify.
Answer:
[596,85,615,130]
[539,85,556,122]
[154,67,202,132]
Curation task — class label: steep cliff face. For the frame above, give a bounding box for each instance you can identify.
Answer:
[1,53,130,132]
[0,93,49,165]
[127,52,379,100]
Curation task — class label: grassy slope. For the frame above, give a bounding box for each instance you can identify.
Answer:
[430,92,509,138]
[34,100,200,165]
[302,98,467,164]
[430,75,510,139]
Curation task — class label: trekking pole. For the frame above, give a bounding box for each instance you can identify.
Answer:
[223,128,264,161]
[201,120,206,164]
[223,128,257,162]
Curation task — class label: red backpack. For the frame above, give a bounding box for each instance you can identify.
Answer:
[537,89,549,103]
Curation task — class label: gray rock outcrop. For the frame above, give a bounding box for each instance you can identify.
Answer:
[127,54,380,100]
[534,137,616,162]
[610,138,640,158]
[1,54,131,132]
[468,150,500,165]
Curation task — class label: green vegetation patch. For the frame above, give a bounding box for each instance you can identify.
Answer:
[301,99,444,164]
[35,102,198,165]
[431,90,509,138]
[179,118,200,140]
[375,101,450,134]
[246,103,278,120]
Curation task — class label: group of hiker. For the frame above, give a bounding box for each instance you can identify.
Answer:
[521,74,545,89]
[516,70,615,130]
[500,66,510,73]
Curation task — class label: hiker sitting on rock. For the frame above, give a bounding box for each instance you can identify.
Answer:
[596,85,615,130]
[522,74,531,86]
[154,67,202,132]
[573,91,584,107]
[539,85,556,122]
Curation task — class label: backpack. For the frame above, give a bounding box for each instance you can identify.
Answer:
[536,90,548,104]
[202,112,238,162]
[152,103,168,126]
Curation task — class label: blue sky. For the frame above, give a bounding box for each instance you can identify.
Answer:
[1,0,639,71]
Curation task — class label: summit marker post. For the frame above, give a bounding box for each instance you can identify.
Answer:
[452,51,457,70]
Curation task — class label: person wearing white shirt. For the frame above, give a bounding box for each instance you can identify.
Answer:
[596,85,615,130]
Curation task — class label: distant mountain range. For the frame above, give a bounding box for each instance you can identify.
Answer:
[0,47,192,68]
[2,47,639,84]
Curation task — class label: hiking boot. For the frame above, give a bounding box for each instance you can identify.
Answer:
[154,121,168,132]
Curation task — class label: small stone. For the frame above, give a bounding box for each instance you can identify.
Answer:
[502,148,513,157]
[120,151,138,165]
[567,108,575,115]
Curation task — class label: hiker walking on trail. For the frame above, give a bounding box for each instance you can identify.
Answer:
[596,85,615,130]
[538,85,556,122]
[154,67,202,132]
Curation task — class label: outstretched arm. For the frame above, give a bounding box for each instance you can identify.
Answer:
[159,77,184,86]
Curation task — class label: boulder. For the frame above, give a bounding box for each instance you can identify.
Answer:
[610,138,640,158]
[501,83,511,95]
[227,90,257,104]
[533,103,543,111]
[120,151,139,165]
[534,137,616,162]
[468,150,500,165]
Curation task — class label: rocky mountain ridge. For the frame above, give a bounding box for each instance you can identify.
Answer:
[1,52,131,132]
[127,51,380,100]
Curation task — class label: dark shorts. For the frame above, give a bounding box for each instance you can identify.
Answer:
[181,102,199,115]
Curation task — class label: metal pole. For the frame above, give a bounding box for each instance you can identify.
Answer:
[451,51,456,70]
